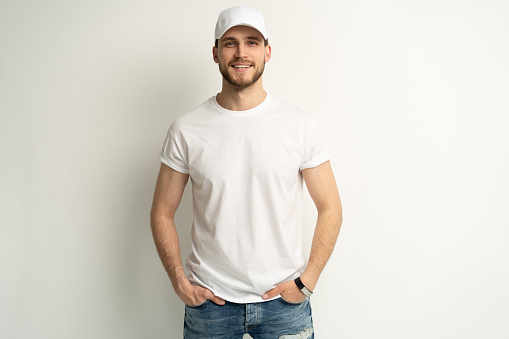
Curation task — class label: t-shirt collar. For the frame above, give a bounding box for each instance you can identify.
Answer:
[211,93,272,116]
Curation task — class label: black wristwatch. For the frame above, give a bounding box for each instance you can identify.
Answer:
[294,277,313,297]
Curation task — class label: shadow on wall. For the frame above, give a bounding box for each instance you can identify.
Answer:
[111,57,204,337]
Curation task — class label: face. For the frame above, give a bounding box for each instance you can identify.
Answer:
[213,26,271,90]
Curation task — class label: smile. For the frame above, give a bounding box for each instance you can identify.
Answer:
[232,65,252,69]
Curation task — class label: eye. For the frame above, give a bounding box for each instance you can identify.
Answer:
[248,41,258,45]
[225,42,235,47]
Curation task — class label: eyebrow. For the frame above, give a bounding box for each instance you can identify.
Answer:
[246,35,262,42]
[221,35,263,42]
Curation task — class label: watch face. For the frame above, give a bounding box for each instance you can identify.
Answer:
[301,287,313,297]
[294,277,313,296]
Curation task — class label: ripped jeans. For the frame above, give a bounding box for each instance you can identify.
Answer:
[184,296,314,339]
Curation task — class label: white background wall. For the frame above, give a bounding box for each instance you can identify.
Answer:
[1,0,508,338]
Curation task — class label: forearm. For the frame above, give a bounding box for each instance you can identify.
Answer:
[150,215,189,292]
[301,207,342,290]
[150,214,225,305]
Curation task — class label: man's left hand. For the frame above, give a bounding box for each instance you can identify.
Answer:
[262,280,306,303]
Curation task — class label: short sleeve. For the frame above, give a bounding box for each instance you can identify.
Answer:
[159,123,189,174]
[300,119,330,171]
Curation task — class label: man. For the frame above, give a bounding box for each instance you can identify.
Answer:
[150,6,342,338]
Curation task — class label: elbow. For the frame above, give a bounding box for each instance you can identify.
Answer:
[150,208,174,228]
[318,202,342,227]
[337,203,343,224]
[318,200,342,218]
[333,208,343,228]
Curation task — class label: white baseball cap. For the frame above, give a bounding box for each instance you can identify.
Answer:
[214,6,268,41]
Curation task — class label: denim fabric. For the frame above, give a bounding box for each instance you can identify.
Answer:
[184,297,314,339]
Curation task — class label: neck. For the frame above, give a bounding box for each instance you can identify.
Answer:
[216,78,267,111]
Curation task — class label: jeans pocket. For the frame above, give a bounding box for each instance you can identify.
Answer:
[280,295,309,305]
[185,299,210,308]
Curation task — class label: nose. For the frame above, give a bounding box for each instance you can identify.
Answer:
[234,43,248,59]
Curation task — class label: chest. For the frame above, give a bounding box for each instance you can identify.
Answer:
[185,120,302,185]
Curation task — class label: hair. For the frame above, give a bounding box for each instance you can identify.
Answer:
[215,38,269,48]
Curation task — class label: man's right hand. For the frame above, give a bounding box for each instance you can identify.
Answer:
[150,164,226,308]
[177,280,225,306]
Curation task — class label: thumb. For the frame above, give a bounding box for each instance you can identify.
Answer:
[203,289,225,306]
[212,295,226,305]
[262,284,283,300]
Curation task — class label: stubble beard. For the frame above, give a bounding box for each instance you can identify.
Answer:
[219,60,265,90]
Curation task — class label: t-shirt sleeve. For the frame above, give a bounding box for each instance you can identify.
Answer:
[300,118,331,171]
[159,123,189,174]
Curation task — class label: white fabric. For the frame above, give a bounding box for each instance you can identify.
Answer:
[215,6,268,41]
[160,93,330,303]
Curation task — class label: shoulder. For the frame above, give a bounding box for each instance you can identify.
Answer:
[268,95,319,126]
[168,97,215,134]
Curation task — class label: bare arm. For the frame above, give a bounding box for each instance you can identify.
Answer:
[263,160,342,301]
[299,160,342,290]
[150,163,225,306]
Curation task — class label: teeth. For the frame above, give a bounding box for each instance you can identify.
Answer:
[233,65,250,68]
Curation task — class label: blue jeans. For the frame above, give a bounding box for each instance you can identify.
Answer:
[184,297,314,338]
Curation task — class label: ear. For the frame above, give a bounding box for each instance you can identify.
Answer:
[265,44,272,63]
[212,46,219,63]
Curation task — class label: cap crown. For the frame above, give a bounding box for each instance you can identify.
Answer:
[215,6,267,41]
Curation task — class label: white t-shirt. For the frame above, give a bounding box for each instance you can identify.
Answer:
[160,93,330,303]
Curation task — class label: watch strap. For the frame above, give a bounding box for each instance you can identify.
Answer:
[294,277,313,297]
